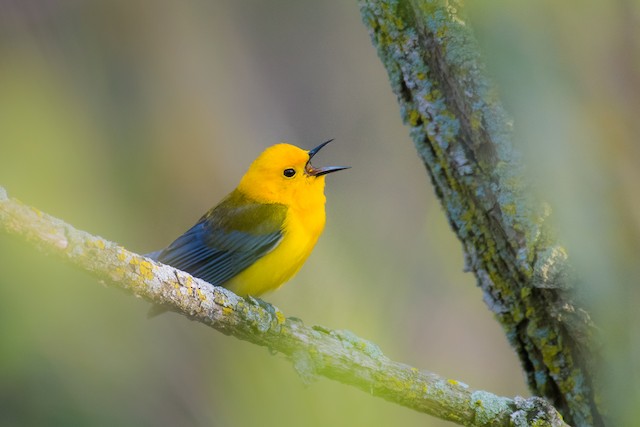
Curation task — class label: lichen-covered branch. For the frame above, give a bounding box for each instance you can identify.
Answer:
[0,186,568,426]
[358,1,602,426]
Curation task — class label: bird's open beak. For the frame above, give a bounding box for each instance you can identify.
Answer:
[305,139,351,177]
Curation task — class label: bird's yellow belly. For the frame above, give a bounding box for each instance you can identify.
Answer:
[224,207,325,296]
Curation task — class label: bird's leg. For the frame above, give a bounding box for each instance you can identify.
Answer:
[173,270,183,286]
[246,295,278,319]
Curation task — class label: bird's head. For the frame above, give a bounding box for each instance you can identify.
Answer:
[237,140,349,207]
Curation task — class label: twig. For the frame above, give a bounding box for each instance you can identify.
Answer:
[0,186,567,426]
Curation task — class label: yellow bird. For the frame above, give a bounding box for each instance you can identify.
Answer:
[147,140,349,297]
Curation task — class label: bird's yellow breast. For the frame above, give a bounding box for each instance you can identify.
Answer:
[224,190,326,296]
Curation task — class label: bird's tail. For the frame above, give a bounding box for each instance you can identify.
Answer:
[144,250,162,260]
[147,304,170,318]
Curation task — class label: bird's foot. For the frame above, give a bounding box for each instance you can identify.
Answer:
[246,296,278,318]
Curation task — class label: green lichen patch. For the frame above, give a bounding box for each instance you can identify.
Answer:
[470,390,512,425]
[330,329,384,359]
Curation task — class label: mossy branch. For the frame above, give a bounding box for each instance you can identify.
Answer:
[358,1,602,426]
[0,186,568,426]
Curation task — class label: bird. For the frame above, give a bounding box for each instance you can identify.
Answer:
[146,140,349,301]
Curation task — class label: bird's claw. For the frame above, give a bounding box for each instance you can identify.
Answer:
[246,296,278,318]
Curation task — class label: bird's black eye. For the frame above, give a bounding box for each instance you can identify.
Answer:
[283,168,296,178]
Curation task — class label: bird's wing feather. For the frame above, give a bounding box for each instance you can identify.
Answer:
[152,192,287,287]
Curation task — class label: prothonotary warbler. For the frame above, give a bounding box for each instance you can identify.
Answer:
[147,140,349,299]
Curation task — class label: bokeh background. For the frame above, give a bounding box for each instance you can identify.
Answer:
[1,1,638,426]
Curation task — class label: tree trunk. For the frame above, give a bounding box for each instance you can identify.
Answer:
[358,1,604,425]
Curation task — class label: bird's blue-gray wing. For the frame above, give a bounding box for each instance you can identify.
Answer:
[148,192,287,287]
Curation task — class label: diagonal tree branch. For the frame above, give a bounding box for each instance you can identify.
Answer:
[0,185,568,427]
[358,1,602,426]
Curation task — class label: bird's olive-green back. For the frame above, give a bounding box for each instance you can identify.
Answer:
[203,190,287,235]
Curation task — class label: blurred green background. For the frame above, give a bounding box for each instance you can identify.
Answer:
[1,1,638,426]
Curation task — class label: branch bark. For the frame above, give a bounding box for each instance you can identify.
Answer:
[0,185,569,426]
[358,1,602,426]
